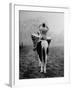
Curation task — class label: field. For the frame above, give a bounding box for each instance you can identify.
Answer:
[19,45,64,79]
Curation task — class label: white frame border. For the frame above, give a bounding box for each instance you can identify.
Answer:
[9,3,70,87]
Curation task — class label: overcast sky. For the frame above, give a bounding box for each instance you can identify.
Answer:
[19,10,64,47]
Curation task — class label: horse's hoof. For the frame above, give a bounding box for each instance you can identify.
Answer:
[40,70,43,73]
[44,71,46,73]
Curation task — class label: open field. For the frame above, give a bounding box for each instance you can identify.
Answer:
[19,45,64,79]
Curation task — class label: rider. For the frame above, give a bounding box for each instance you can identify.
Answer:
[39,23,49,40]
[32,23,51,51]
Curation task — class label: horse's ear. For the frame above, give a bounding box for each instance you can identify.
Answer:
[47,39,51,45]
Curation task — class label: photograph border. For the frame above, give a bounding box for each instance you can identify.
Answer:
[9,3,70,87]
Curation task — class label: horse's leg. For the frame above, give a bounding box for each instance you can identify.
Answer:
[38,56,41,66]
[40,62,43,72]
[44,55,47,73]
[44,63,46,73]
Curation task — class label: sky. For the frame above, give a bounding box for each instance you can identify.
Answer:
[19,10,64,47]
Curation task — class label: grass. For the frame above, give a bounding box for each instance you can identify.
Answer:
[19,45,64,79]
